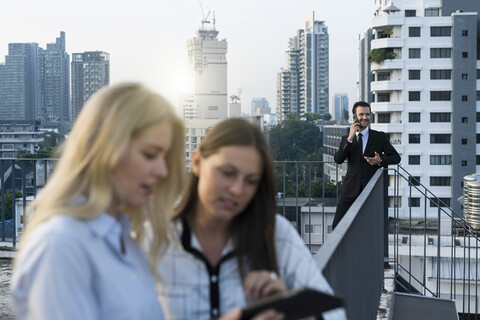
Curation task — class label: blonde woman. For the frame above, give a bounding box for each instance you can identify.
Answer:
[10,83,185,320]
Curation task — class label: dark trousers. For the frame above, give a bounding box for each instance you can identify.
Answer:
[332,197,356,229]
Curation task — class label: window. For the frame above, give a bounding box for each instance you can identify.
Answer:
[462,160,468,166]
[462,30,469,36]
[430,198,451,207]
[462,52,468,58]
[462,138,468,145]
[430,113,451,122]
[409,134,420,144]
[409,48,421,59]
[462,73,468,80]
[409,176,421,186]
[430,48,451,58]
[409,70,421,80]
[430,69,451,79]
[305,224,321,233]
[377,72,390,81]
[409,91,421,101]
[377,113,391,123]
[477,113,480,122]
[462,117,468,123]
[409,112,420,122]
[409,155,420,165]
[430,155,451,165]
[477,155,480,165]
[409,27,421,37]
[430,134,451,144]
[431,26,451,37]
[462,95,468,102]
[409,197,421,207]
[405,9,416,17]
[477,70,480,79]
[377,93,390,102]
[425,8,440,16]
[430,91,451,101]
[477,134,480,143]
[477,91,480,101]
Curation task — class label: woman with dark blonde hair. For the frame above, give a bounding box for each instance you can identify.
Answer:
[156,118,345,320]
[11,83,185,319]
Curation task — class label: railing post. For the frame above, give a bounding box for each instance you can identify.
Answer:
[384,170,389,265]
[0,160,4,242]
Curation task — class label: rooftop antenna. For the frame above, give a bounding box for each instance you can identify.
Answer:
[198,0,211,29]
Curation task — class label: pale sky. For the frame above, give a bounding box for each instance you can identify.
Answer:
[0,0,374,115]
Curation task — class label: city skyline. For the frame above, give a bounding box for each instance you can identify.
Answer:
[0,0,373,115]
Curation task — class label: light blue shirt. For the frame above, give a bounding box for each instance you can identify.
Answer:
[11,212,164,320]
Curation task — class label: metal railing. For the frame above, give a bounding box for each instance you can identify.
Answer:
[390,165,479,320]
[315,169,385,320]
[0,159,57,245]
[4,159,478,318]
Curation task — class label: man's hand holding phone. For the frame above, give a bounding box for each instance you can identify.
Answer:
[348,115,360,141]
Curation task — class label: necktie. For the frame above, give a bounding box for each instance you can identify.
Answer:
[358,133,363,156]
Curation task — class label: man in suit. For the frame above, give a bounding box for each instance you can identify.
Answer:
[332,101,400,229]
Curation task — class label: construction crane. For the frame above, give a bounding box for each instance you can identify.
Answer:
[198,0,215,30]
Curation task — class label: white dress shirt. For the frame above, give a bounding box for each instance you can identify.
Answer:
[156,214,347,320]
[11,212,164,320]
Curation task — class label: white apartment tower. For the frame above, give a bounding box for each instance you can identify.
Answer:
[359,0,480,217]
[183,16,228,120]
[277,12,329,122]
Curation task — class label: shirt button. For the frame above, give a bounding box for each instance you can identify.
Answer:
[211,275,218,283]
[212,308,219,316]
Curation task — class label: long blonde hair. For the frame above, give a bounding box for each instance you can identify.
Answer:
[19,83,185,274]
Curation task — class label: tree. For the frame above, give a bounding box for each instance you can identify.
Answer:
[0,190,22,220]
[305,113,320,122]
[368,48,397,64]
[17,147,57,159]
[322,112,332,121]
[285,113,300,121]
[17,131,65,159]
[270,117,322,161]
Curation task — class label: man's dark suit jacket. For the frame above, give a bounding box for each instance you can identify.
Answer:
[334,129,401,200]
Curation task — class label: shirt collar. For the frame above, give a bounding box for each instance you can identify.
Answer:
[177,217,236,266]
[87,212,131,254]
[356,126,369,137]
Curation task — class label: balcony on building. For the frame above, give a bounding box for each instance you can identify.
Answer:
[371,15,404,28]
[371,102,404,112]
[371,80,403,92]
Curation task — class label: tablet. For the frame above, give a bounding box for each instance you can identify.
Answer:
[241,288,344,320]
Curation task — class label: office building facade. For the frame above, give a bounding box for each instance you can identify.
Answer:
[277,12,329,122]
[251,98,270,115]
[359,0,480,216]
[71,51,110,122]
[183,19,228,120]
[37,32,70,133]
[0,43,39,121]
[331,93,349,124]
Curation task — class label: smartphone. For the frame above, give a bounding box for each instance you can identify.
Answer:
[241,288,344,320]
[353,114,358,124]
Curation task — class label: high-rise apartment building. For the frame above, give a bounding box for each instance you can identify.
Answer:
[71,51,110,122]
[331,93,349,124]
[359,0,480,216]
[183,19,228,120]
[251,98,270,115]
[37,32,70,133]
[0,43,39,121]
[277,12,329,122]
